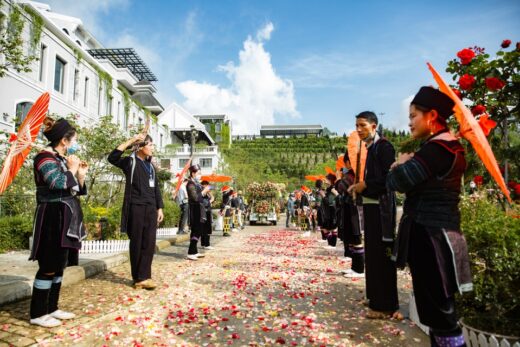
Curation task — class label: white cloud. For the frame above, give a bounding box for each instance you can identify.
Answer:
[176,22,299,135]
[387,94,414,131]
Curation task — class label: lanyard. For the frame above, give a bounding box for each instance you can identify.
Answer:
[141,160,153,180]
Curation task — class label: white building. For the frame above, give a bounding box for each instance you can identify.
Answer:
[158,103,221,175]
[0,0,168,149]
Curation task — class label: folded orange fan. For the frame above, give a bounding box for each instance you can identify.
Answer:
[347,131,367,182]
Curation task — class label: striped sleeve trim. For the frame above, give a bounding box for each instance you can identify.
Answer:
[387,158,430,193]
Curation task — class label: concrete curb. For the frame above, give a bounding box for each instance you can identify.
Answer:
[0,235,190,306]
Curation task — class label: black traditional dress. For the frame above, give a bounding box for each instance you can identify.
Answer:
[388,130,472,338]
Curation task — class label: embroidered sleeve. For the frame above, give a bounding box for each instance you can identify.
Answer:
[36,156,77,190]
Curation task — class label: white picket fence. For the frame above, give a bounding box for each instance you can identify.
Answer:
[156,227,178,238]
[80,239,129,254]
[461,321,519,347]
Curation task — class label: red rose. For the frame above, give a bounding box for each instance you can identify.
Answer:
[477,114,497,136]
[457,48,476,65]
[485,77,506,91]
[501,40,511,48]
[451,88,462,99]
[471,104,486,116]
[473,175,484,186]
[459,74,476,90]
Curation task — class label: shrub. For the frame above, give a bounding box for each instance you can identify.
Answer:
[457,195,520,335]
[161,196,180,228]
[82,204,123,240]
[0,215,33,252]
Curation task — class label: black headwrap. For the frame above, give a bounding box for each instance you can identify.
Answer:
[411,86,455,119]
[43,119,73,142]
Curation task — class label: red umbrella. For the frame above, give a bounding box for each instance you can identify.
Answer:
[201,173,233,183]
[305,174,325,182]
[427,62,511,203]
[174,158,191,195]
[0,92,50,194]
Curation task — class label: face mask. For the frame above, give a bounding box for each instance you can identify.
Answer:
[67,142,80,155]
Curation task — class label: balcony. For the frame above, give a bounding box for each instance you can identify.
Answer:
[163,145,219,156]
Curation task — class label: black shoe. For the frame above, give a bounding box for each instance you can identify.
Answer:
[223,233,231,237]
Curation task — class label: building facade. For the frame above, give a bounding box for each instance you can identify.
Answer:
[193,114,232,147]
[0,0,168,149]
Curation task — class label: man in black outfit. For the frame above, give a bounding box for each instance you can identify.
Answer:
[108,133,164,290]
[348,111,399,319]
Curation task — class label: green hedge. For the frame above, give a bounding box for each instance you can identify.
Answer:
[457,195,520,335]
[0,215,33,252]
[160,198,180,228]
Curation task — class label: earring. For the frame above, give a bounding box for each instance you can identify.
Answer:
[428,120,433,135]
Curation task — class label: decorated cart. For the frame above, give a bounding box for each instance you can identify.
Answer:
[246,182,284,225]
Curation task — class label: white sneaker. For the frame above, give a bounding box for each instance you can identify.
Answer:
[30,314,62,328]
[204,246,215,250]
[340,269,353,275]
[187,254,198,261]
[195,253,205,258]
[345,271,365,278]
[50,310,76,320]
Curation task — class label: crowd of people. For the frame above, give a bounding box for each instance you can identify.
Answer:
[26,86,472,347]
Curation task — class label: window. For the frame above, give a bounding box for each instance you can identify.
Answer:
[38,44,47,82]
[73,69,79,101]
[216,134,222,142]
[179,158,189,168]
[15,101,33,127]
[117,101,121,124]
[54,56,66,93]
[160,133,163,148]
[138,117,143,126]
[97,84,102,114]
[83,77,89,107]
[200,158,212,168]
[204,123,211,132]
[215,122,222,132]
[106,97,112,115]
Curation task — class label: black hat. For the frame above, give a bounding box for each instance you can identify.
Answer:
[188,164,201,173]
[43,119,73,142]
[411,86,455,119]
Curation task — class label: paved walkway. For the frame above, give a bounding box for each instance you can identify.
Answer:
[0,223,428,346]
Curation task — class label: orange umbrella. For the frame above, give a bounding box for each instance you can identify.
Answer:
[304,174,325,182]
[0,92,50,194]
[325,166,335,175]
[347,130,367,182]
[174,158,191,195]
[427,62,511,203]
[336,155,346,171]
[201,173,233,183]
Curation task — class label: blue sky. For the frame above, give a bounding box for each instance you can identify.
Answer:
[46,0,520,134]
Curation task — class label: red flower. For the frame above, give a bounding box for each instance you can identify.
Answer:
[515,184,520,195]
[471,104,486,116]
[459,74,476,91]
[8,133,17,143]
[457,48,476,65]
[501,40,511,48]
[477,114,497,136]
[451,88,462,99]
[485,77,506,91]
[508,181,517,189]
[473,175,484,186]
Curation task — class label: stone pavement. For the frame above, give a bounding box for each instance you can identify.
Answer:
[0,222,428,347]
[0,234,189,306]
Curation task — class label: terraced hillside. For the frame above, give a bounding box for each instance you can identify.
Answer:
[221,136,347,190]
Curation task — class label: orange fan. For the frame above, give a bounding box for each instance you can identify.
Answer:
[427,62,511,203]
[174,158,192,195]
[0,92,50,194]
[201,173,233,183]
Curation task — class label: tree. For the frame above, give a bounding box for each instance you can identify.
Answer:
[446,41,519,183]
[0,2,42,78]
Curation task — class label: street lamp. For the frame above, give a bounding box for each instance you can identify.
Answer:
[189,124,199,156]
